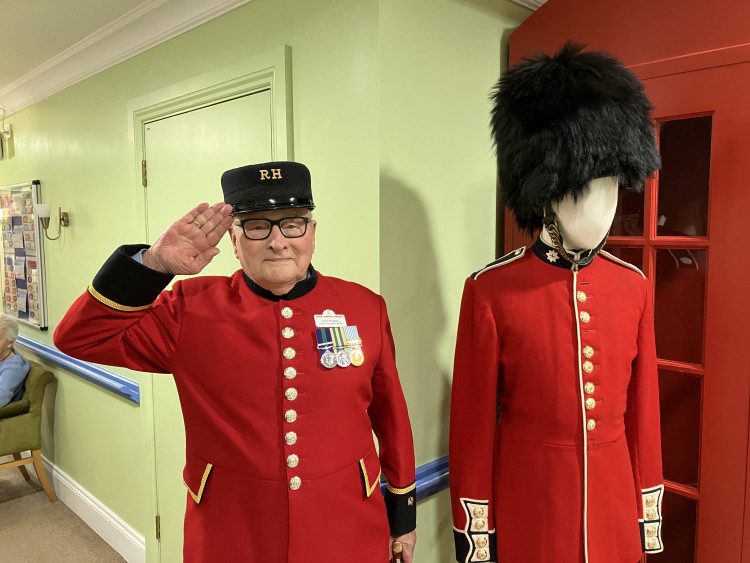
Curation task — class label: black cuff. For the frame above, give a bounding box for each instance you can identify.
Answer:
[384,482,416,536]
[639,520,664,553]
[454,529,497,562]
[640,485,664,553]
[89,245,173,310]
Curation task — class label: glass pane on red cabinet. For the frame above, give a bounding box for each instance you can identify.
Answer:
[656,116,712,237]
[658,369,701,486]
[654,248,706,364]
[611,189,645,236]
[646,493,697,563]
[602,247,643,270]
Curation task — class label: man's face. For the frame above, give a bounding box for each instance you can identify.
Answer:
[230,208,316,295]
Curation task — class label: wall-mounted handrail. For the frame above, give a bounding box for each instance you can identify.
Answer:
[16,335,140,404]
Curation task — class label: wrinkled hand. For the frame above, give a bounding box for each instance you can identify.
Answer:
[390,531,416,563]
[143,202,234,275]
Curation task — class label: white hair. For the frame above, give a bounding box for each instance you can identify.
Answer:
[0,314,19,341]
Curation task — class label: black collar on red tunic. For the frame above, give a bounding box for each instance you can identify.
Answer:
[531,236,605,270]
[243,265,318,301]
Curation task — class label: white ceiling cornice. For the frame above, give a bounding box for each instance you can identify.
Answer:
[507,0,546,11]
[0,0,252,116]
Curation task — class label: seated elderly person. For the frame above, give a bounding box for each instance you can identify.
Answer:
[0,314,30,408]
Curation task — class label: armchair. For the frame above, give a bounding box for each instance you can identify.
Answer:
[0,360,57,502]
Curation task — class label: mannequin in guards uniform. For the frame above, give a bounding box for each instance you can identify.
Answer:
[449,43,664,563]
[54,161,417,562]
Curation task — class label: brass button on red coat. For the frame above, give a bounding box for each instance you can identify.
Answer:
[289,476,301,490]
[285,388,298,401]
[283,347,296,360]
[583,346,594,358]
[577,291,587,303]
[284,367,297,380]
[580,311,591,323]
[286,454,299,468]
[281,307,293,319]
[583,361,593,373]
[284,431,297,445]
[587,419,596,431]
[585,398,596,410]
[284,410,297,423]
[584,382,595,395]
[282,327,294,339]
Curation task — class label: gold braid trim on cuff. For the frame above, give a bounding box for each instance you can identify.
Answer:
[387,482,416,495]
[88,283,152,311]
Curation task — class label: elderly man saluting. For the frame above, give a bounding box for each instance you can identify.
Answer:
[54,161,417,562]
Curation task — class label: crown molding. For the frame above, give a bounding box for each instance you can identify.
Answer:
[0,0,253,116]
[507,0,546,10]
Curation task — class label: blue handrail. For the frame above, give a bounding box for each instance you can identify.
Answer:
[16,334,140,404]
[381,455,450,502]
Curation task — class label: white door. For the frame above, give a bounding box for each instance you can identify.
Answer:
[144,90,272,562]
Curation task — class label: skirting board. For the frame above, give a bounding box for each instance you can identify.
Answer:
[40,453,146,563]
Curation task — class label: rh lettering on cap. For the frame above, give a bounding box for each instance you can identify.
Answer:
[259,168,282,180]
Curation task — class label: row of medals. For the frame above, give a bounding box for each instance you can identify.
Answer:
[318,341,364,369]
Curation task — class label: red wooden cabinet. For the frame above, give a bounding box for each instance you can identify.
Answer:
[506,2,750,561]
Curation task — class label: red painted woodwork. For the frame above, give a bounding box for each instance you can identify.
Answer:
[508,0,750,69]
[505,3,750,561]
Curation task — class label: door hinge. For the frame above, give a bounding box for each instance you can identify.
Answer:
[155,514,161,540]
[142,160,148,187]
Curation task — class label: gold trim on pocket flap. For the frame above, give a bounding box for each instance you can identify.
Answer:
[183,462,213,504]
[358,452,381,498]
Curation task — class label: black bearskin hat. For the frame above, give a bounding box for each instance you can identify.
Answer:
[490,42,661,233]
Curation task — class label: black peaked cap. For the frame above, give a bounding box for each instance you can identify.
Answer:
[222,161,315,214]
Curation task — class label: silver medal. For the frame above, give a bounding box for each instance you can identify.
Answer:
[321,350,337,369]
[336,350,352,368]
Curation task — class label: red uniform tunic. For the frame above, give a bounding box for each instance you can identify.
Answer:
[54,245,416,563]
[449,237,663,563]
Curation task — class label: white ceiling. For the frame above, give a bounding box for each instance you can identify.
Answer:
[0,0,252,115]
[0,0,143,89]
[0,0,542,117]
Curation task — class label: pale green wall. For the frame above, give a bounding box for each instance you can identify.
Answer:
[0,0,529,561]
[379,1,529,560]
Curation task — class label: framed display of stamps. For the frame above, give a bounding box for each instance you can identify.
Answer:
[0,180,48,329]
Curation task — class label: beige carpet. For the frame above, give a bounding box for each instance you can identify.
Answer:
[0,455,125,562]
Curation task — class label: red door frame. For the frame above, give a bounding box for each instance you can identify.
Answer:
[642,60,750,562]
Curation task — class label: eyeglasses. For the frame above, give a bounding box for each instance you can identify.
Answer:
[233,216,312,240]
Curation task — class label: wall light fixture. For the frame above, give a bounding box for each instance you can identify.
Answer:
[34,204,70,240]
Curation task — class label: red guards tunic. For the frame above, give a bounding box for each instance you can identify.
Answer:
[54,245,416,563]
[449,237,664,563]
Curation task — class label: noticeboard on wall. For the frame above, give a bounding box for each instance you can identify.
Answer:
[0,180,48,330]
